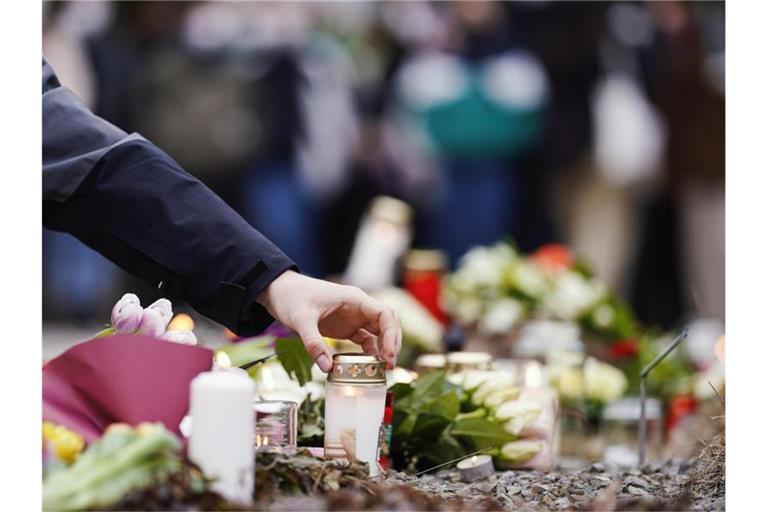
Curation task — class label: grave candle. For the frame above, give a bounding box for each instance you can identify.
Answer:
[324,353,387,476]
[188,370,255,504]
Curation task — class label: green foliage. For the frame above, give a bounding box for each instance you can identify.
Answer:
[449,417,514,449]
[276,337,314,386]
[391,372,518,473]
[43,424,182,511]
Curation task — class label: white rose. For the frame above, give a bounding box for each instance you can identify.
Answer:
[478,298,524,335]
[541,272,606,320]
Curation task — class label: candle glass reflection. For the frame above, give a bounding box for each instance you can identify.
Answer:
[253,400,298,454]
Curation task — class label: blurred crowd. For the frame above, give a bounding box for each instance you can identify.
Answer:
[42,1,724,331]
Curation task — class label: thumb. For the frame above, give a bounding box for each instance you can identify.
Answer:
[294,316,333,372]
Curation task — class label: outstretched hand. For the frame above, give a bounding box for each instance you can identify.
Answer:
[256,270,402,371]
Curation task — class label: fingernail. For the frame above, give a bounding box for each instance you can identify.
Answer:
[316,354,331,372]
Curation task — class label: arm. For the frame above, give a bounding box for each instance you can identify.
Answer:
[43,57,295,336]
[42,58,401,368]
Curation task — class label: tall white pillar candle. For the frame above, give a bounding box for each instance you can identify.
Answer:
[189,370,255,504]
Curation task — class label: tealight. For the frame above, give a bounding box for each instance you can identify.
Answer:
[324,353,387,476]
[456,454,494,482]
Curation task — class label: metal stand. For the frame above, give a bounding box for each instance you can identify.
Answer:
[638,329,688,466]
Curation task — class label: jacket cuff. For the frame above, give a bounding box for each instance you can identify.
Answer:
[215,255,297,337]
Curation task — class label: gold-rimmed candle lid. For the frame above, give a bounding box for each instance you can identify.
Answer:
[328,353,387,384]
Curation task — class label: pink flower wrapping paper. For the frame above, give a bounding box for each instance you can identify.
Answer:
[42,334,213,442]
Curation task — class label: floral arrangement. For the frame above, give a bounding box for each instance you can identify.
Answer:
[391,370,554,473]
[442,242,638,344]
[98,293,198,345]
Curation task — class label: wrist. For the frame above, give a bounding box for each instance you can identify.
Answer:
[255,269,300,315]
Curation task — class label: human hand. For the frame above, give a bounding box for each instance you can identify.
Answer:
[256,270,402,371]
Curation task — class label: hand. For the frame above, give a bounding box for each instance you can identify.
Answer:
[256,270,402,371]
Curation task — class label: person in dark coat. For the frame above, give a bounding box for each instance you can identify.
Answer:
[42,58,401,371]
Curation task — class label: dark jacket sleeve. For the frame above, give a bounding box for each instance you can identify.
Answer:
[42,58,296,336]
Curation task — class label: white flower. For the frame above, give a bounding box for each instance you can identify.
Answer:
[483,387,521,409]
[584,357,628,403]
[453,296,484,325]
[160,330,197,345]
[372,287,444,351]
[456,244,515,289]
[541,272,606,320]
[500,439,545,463]
[462,370,512,391]
[111,293,143,333]
[471,375,516,406]
[509,260,549,298]
[592,303,615,329]
[255,362,308,406]
[495,400,543,435]
[478,298,524,335]
[136,299,173,338]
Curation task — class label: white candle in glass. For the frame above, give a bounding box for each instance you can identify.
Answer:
[324,354,387,476]
[189,370,255,504]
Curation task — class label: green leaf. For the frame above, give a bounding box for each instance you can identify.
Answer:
[450,417,515,450]
[422,390,460,420]
[214,336,273,368]
[276,337,314,386]
[390,382,415,402]
[412,412,452,438]
[393,411,416,438]
[408,371,450,410]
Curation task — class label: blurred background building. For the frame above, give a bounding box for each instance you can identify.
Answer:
[42,1,724,349]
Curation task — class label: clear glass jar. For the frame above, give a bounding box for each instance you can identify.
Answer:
[602,397,662,467]
[324,353,387,476]
[253,400,298,454]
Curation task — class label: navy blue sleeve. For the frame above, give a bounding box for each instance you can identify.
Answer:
[42,59,296,336]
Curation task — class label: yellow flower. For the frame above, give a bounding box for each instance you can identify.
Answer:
[43,422,85,463]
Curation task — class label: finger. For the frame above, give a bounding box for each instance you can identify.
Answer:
[293,314,333,372]
[348,329,378,355]
[357,295,400,369]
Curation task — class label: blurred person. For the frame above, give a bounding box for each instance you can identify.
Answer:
[389,1,548,265]
[633,1,725,322]
[42,58,402,371]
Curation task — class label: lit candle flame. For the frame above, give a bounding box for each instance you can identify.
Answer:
[214,351,232,368]
[167,313,195,331]
[255,434,269,448]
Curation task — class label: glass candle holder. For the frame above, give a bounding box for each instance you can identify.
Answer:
[602,397,662,467]
[324,353,387,476]
[253,400,298,454]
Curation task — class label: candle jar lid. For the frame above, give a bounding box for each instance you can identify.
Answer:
[446,351,493,373]
[328,353,387,385]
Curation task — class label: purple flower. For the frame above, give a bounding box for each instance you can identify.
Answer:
[136,299,173,338]
[111,293,143,333]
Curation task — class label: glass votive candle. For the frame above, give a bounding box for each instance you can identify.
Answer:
[253,400,298,454]
[324,353,387,476]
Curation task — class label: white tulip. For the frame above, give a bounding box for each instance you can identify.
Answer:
[160,330,197,345]
[495,400,543,435]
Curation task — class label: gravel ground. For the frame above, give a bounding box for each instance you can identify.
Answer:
[378,460,724,511]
